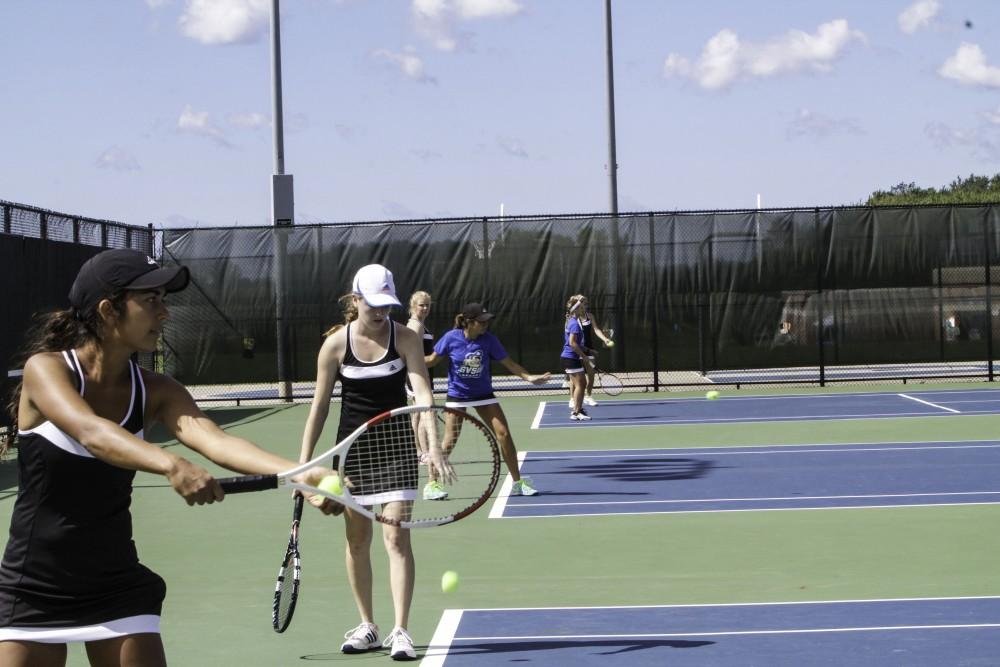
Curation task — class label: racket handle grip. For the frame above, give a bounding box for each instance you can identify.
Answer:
[217,474,279,493]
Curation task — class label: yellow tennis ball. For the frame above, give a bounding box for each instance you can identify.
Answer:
[441,570,459,593]
[606,340,615,347]
[318,475,343,495]
[705,390,720,400]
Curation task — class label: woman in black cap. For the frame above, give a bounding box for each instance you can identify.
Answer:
[0,249,335,667]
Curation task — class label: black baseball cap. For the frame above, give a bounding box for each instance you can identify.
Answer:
[69,249,190,313]
[462,303,494,322]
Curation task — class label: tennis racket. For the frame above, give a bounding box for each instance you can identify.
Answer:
[272,494,303,633]
[217,405,501,528]
[596,370,623,396]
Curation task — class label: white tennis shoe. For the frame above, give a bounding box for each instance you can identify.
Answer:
[511,477,538,496]
[341,622,380,653]
[384,627,417,661]
[583,396,598,406]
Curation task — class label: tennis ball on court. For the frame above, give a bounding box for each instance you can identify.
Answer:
[318,475,343,495]
[441,570,459,593]
[705,390,720,400]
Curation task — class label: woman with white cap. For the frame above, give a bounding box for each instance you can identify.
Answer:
[0,249,336,667]
[299,264,449,662]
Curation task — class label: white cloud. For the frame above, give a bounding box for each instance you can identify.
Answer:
[226,112,268,129]
[177,105,232,147]
[663,19,865,90]
[924,121,1000,161]
[939,43,1000,88]
[373,48,437,83]
[983,106,1000,126]
[454,0,522,20]
[412,0,522,52]
[898,0,939,34]
[786,108,865,139]
[179,0,269,45]
[95,147,140,172]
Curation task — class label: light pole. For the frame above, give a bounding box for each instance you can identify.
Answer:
[271,0,293,400]
[604,0,623,371]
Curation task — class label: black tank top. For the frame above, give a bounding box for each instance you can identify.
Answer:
[336,322,408,441]
[0,350,166,627]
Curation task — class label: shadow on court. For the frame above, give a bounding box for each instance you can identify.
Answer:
[300,638,714,661]
[564,457,714,482]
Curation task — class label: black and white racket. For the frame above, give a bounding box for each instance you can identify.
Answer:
[218,405,501,528]
[272,494,303,633]
[596,370,623,396]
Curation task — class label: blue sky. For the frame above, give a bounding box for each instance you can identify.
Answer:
[2,1,999,227]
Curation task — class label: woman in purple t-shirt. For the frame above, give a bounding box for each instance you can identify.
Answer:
[426,303,549,497]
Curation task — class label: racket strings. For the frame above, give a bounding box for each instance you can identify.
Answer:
[346,409,500,525]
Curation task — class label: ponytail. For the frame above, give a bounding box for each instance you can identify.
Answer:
[322,293,360,337]
[2,304,114,455]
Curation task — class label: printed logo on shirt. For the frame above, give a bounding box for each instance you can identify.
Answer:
[457,349,484,379]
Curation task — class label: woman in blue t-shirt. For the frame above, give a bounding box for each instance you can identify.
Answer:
[426,303,550,497]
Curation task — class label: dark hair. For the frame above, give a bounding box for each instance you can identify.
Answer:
[2,293,127,455]
[453,313,470,330]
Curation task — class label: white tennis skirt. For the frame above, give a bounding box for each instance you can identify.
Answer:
[0,614,160,643]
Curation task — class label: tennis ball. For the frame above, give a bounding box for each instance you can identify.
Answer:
[441,570,459,593]
[318,475,343,495]
[705,390,720,400]
[606,340,615,348]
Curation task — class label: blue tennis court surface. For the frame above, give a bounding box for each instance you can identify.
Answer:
[422,597,1000,666]
[491,441,1000,518]
[533,389,1000,428]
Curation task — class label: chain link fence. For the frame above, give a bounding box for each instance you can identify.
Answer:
[1,201,154,433]
[161,205,999,403]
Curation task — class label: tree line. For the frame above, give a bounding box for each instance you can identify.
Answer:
[867,173,1000,205]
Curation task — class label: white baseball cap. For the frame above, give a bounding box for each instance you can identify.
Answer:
[352,264,402,308]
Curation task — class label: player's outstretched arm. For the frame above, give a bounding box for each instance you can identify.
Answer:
[499,357,551,385]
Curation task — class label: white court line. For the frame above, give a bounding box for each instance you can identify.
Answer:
[525,443,1000,458]
[589,388,1000,406]
[452,623,1000,641]
[540,411,992,429]
[530,401,546,430]
[512,491,1000,509]
[499,500,1000,518]
[488,451,528,519]
[899,393,960,413]
[457,594,1000,613]
[421,609,463,666]
[528,438,1000,455]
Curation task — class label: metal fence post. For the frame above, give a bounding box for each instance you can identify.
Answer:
[986,206,994,382]
[648,213,660,390]
[815,207,826,387]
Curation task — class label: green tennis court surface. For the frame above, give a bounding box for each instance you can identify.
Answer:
[1,384,998,665]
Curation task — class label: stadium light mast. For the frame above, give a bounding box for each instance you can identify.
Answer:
[604,0,623,370]
[271,0,293,400]
[604,0,619,214]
